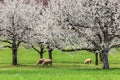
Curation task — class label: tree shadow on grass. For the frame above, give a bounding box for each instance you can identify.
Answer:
[70,67,120,71]
[0,64,53,69]
[0,63,120,71]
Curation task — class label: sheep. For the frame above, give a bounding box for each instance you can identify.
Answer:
[41,59,52,66]
[84,58,92,64]
[36,58,45,65]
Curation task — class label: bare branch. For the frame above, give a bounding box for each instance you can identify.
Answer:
[32,45,40,53]
[4,46,12,49]
[0,39,12,44]
[61,48,99,52]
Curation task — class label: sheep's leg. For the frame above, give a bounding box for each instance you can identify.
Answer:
[50,61,52,66]
[41,62,45,66]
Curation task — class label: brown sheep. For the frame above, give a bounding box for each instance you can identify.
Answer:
[84,58,92,64]
[36,58,45,65]
[41,59,52,66]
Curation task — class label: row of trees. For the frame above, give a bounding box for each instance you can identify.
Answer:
[0,0,120,69]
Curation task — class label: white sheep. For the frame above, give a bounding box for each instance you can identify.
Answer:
[41,59,52,66]
[84,58,92,64]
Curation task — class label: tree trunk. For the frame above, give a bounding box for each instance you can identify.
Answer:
[101,49,109,69]
[102,54,109,69]
[48,49,52,65]
[99,53,102,62]
[32,45,44,59]
[48,49,52,59]
[40,52,43,58]
[39,46,44,58]
[95,53,98,65]
[12,49,17,65]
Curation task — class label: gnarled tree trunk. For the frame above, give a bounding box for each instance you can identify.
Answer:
[100,49,109,69]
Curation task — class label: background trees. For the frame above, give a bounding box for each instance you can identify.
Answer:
[0,0,119,69]
[45,0,120,69]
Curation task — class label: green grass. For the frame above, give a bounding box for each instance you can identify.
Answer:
[0,67,120,80]
[0,47,120,80]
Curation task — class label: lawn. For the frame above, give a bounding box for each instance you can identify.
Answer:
[0,47,120,80]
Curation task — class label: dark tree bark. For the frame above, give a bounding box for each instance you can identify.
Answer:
[32,44,45,59]
[39,44,44,58]
[48,49,52,59]
[100,49,109,69]
[11,33,21,65]
[48,48,52,65]
[11,39,19,65]
[95,52,98,65]
[99,51,102,62]
[39,51,43,58]
[12,48,18,65]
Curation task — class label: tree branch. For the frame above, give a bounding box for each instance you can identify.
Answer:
[61,48,99,52]
[4,46,12,49]
[0,29,13,36]
[110,44,120,49]
[0,39,12,44]
[32,45,40,53]
[16,41,21,48]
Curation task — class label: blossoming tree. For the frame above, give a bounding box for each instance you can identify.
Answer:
[46,0,120,69]
[0,0,38,65]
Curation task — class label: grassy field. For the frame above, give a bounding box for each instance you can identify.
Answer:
[0,47,120,80]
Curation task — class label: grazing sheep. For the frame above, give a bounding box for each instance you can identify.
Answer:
[36,58,45,65]
[41,59,52,66]
[84,58,92,64]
